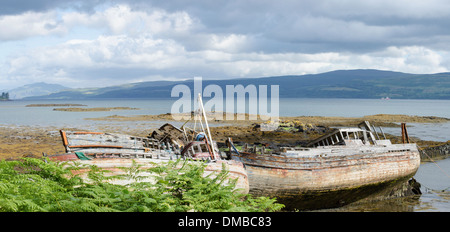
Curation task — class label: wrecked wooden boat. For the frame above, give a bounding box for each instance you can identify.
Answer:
[230,121,421,210]
[47,129,249,193]
[48,95,249,193]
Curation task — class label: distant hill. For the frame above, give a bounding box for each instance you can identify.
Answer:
[26,69,450,99]
[9,82,70,99]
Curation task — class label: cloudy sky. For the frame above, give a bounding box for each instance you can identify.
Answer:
[1,0,450,89]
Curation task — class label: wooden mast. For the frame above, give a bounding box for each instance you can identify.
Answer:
[197,93,217,159]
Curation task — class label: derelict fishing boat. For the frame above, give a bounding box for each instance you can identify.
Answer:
[230,121,421,210]
[49,131,248,193]
[47,95,249,193]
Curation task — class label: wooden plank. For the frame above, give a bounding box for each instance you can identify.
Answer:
[59,130,69,153]
[60,130,68,146]
[68,145,123,149]
[73,132,104,135]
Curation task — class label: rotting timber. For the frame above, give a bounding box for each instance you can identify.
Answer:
[48,95,249,194]
[50,129,249,193]
[49,113,421,211]
[230,121,421,211]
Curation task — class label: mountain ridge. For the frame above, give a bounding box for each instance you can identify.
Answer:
[8,82,70,99]
[24,69,450,100]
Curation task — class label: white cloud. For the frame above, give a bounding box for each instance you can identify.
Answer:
[206,34,249,53]
[62,4,196,36]
[2,1,450,90]
[5,34,192,87]
[0,4,197,41]
[5,24,449,89]
[0,11,66,40]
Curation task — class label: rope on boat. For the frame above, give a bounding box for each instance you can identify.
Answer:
[413,140,450,192]
[402,124,450,190]
[416,143,450,181]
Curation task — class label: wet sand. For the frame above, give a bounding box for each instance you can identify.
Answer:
[53,107,139,112]
[0,113,447,160]
[26,104,87,107]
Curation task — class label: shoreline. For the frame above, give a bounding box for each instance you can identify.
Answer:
[0,113,448,160]
[85,112,450,126]
[53,107,139,112]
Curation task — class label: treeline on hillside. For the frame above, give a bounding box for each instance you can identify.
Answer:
[0,92,9,100]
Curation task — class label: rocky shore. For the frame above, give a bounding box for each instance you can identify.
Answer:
[1,112,448,211]
[421,142,450,160]
[1,113,448,161]
[0,126,65,160]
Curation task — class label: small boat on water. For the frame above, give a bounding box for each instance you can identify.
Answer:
[230,121,421,210]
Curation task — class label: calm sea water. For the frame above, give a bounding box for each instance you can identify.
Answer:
[0,98,449,211]
[1,98,449,137]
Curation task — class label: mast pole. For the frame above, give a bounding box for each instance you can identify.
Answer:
[197,93,217,159]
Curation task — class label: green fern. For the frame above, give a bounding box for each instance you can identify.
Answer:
[0,157,284,212]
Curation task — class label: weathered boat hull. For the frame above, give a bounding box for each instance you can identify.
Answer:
[48,153,249,194]
[232,143,420,210]
[53,130,249,194]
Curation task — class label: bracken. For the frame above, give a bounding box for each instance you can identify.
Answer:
[0,157,284,212]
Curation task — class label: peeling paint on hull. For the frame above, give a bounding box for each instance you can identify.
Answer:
[232,143,420,210]
[49,155,249,194]
[54,130,249,194]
